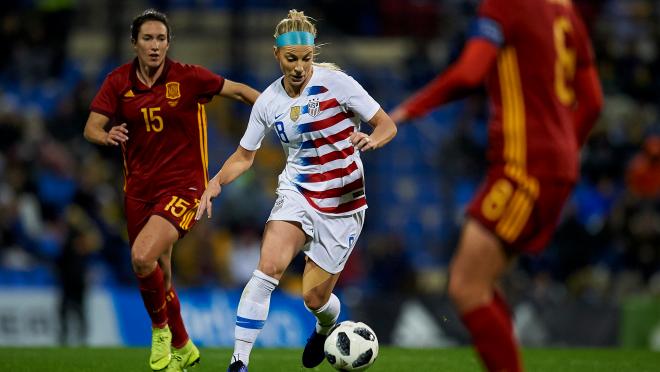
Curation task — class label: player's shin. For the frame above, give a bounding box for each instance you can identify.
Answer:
[166,287,190,348]
[137,265,168,327]
[461,294,522,372]
[306,292,340,335]
[232,270,279,366]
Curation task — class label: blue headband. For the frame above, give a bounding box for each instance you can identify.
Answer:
[275,31,315,47]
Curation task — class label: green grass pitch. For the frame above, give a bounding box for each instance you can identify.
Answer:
[1,347,658,371]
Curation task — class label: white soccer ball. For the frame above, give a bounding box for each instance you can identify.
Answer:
[324,320,379,371]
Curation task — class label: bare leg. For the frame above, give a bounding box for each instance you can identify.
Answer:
[448,218,522,372]
[230,220,307,367]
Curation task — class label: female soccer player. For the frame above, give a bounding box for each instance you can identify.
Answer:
[390,0,603,371]
[195,9,397,372]
[83,9,259,372]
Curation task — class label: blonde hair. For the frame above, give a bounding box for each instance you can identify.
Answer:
[274,9,341,71]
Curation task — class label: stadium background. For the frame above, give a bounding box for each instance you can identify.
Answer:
[0,0,658,351]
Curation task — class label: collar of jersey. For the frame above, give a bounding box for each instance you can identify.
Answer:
[130,57,172,91]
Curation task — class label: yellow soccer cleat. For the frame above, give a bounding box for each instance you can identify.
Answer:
[150,325,172,371]
[166,339,201,372]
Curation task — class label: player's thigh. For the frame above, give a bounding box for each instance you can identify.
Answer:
[132,215,179,266]
[302,258,340,309]
[449,218,509,311]
[258,220,307,280]
[124,196,154,248]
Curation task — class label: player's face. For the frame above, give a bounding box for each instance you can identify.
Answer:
[275,45,314,91]
[133,21,169,69]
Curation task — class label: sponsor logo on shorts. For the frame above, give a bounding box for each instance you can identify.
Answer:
[271,196,285,214]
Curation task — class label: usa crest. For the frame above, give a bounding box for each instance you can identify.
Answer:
[165,82,181,100]
[308,98,320,117]
[290,106,301,122]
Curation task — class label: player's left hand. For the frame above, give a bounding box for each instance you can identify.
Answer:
[350,132,376,152]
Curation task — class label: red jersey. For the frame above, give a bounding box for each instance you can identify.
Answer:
[90,58,224,201]
[478,0,594,185]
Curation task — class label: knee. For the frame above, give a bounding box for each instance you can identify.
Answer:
[131,251,156,275]
[447,269,475,308]
[447,269,491,312]
[257,260,284,281]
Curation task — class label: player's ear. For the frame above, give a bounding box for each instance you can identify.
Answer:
[273,46,279,60]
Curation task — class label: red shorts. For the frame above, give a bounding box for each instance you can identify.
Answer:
[124,191,200,247]
[466,167,574,254]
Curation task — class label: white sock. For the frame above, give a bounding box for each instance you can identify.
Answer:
[232,270,278,365]
[306,293,341,335]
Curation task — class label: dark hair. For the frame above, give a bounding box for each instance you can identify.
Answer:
[130,9,171,43]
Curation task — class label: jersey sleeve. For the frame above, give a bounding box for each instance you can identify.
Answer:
[477,0,517,44]
[469,16,505,47]
[335,71,381,122]
[90,74,118,119]
[192,65,225,103]
[239,96,271,151]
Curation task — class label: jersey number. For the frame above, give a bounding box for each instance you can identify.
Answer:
[141,107,164,132]
[553,16,577,106]
[164,195,191,217]
[481,178,514,221]
[275,121,289,143]
[164,196,198,230]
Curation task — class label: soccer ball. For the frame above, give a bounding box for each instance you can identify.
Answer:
[324,320,379,371]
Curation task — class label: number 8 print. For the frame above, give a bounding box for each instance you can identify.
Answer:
[481,179,514,221]
[553,16,577,106]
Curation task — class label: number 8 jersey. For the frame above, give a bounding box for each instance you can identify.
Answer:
[90,58,224,202]
[240,66,381,216]
[474,0,594,184]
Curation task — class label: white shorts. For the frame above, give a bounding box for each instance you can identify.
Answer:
[267,188,366,274]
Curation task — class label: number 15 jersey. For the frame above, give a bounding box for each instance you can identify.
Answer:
[90,58,225,201]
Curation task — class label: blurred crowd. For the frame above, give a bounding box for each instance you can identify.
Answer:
[0,0,658,327]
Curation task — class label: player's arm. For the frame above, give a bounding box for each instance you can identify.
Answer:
[219,79,260,105]
[351,108,397,151]
[195,145,256,220]
[83,111,128,146]
[390,38,499,123]
[573,65,603,146]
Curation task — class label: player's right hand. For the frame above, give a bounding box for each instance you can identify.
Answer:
[195,178,222,220]
[105,123,129,146]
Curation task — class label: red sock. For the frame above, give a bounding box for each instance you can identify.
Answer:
[136,266,168,328]
[493,289,513,328]
[461,296,522,372]
[166,287,189,348]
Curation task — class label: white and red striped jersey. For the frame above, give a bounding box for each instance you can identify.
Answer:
[240,66,380,215]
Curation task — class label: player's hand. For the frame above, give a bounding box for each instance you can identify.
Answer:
[105,123,129,146]
[349,131,376,152]
[195,178,222,220]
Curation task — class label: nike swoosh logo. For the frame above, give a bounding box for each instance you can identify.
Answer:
[275,111,287,120]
